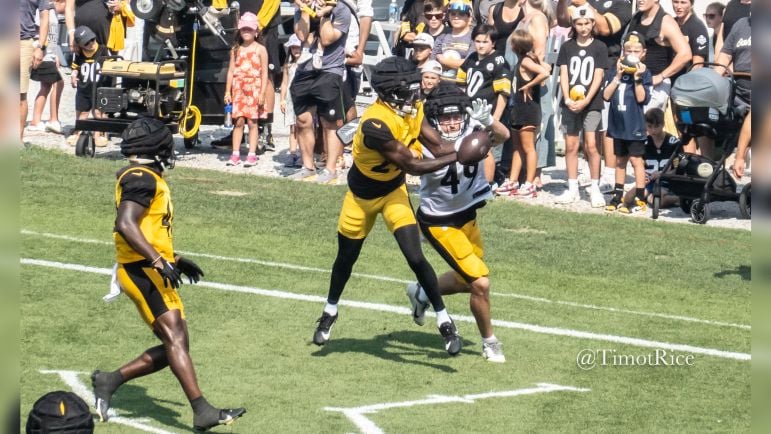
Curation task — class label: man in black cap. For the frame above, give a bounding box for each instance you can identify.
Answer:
[91,118,246,432]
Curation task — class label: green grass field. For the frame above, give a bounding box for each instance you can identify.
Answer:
[20,146,750,433]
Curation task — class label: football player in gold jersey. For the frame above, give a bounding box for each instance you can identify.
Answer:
[312,57,464,356]
[91,119,245,431]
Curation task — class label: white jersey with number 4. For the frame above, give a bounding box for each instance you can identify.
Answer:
[418,122,492,217]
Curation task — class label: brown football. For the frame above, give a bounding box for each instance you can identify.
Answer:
[457,130,492,165]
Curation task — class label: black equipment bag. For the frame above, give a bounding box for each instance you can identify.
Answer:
[26,391,94,433]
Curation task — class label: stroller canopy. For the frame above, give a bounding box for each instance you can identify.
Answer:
[671,68,731,115]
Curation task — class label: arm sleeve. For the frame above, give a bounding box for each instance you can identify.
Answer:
[361,119,397,151]
[119,169,157,208]
[595,42,609,70]
[333,4,352,34]
[493,56,511,95]
[721,25,738,56]
[690,22,710,59]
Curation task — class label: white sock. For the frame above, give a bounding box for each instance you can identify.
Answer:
[483,335,498,344]
[590,179,599,189]
[232,151,239,156]
[435,309,451,325]
[568,179,579,192]
[247,152,256,157]
[323,303,338,316]
[603,167,615,178]
[522,181,533,188]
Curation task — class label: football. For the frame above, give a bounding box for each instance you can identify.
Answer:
[621,55,639,74]
[457,130,492,165]
[569,84,587,101]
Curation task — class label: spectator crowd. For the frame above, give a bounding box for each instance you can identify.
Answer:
[20,0,752,213]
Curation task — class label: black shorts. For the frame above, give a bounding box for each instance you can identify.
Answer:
[117,260,185,327]
[291,71,347,122]
[342,67,360,113]
[614,139,645,157]
[75,87,94,112]
[30,61,62,84]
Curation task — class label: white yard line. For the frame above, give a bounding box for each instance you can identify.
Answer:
[20,229,751,330]
[39,370,177,434]
[324,383,590,434]
[21,258,750,362]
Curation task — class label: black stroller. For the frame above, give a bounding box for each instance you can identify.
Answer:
[651,65,751,223]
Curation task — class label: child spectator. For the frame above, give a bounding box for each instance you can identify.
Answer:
[280,34,302,168]
[434,0,474,79]
[554,6,608,207]
[28,0,65,134]
[68,25,109,147]
[420,60,442,95]
[457,24,510,182]
[623,108,680,208]
[410,33,434,69]
[423,0,447,39]
[224,12,268,167]
[496,29,550,198]
[602,31,653,214]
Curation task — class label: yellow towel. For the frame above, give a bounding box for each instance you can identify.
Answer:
[107,1,136,52]
[212,0,228,8]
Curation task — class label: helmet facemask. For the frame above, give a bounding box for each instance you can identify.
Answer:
[431,105,469,141]
[383,81,423,116]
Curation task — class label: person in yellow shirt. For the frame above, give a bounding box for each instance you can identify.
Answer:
[92,118,245,432]
[312,57,464,356]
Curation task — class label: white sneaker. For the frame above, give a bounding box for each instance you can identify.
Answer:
[45,120,63,134]
[406,282,428,326]
[555,189,579,204]
[590,187,606,208]
[315,168,337,184]
[288,167,316,180]
[482,340,506,363]
[26,123,45,132]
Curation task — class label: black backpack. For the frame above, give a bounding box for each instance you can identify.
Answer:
[26,391,94,433]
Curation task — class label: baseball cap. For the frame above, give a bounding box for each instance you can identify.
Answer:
[74,26,97,46]
[623,31,646,48]
[238,12,259,30]
[421,60,442,76]
[412,33,434,49]
[571,5,595,21]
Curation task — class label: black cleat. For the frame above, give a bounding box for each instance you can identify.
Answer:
[193,407,246,432]
[313,312,338,346]
[91,370,114,422]
[439,321,462,356]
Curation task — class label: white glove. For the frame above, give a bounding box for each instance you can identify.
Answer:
[465,98,494,127]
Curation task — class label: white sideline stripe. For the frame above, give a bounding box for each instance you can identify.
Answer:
[39,370,177,434]
[491,292,751,330]
[22,258,751,362]
[21,229,751,330]
[324,383,590,434]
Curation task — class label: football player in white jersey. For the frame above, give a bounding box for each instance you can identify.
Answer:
[406,83,510,363]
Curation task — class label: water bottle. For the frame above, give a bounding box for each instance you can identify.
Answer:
[388,0,399,24]
[224,103,233,128]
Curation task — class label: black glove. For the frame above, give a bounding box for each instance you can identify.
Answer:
[157,258,183,289]
[175,256,204,284]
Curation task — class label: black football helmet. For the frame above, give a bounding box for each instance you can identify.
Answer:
[120,118,176,170]
[370,56,423,116]
[424,83,472,140]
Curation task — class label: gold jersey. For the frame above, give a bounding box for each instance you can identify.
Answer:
[348,100,424,199]
[113,166,174,264]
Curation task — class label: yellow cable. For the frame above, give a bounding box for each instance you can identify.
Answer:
[180,21,202,139]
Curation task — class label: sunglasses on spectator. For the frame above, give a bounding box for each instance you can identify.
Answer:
[704,13,717,19]
[425,12,444,20]
[448,4,471,15]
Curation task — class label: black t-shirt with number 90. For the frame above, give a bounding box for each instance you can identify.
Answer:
[556,38,609,112]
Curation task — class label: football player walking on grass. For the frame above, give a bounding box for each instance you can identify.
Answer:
[406,83,510,363]
[92,118,245,432]
[312,57,464,355]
